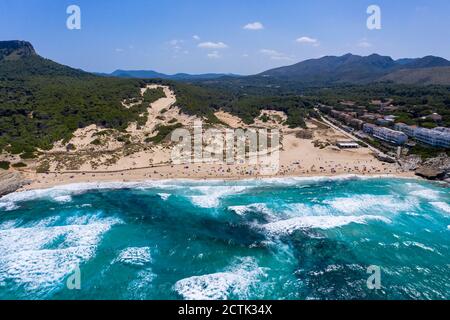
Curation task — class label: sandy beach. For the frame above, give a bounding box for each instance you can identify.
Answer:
[19,167,415,192]
[1,83,416,192]
[19,132,414,191]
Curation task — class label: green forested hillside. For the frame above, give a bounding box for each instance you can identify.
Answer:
[303,84,450,127]
[1,41,449,158]
[259,53,450,85]
[0,76,148,154]
[0,44,151,155]
[169,80,314,127]
[379,67,450,86]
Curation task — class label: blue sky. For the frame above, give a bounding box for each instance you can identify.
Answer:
[1,0,449,74]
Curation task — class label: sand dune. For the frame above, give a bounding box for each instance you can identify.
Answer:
[1,84,413,191]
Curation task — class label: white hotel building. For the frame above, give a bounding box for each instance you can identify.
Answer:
[372,126,408,145]
[395,123,450,148]
[363,123,408,145]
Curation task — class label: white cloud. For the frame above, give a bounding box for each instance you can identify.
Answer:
[207,51,221,59]
[242,53,249,58]
[115,48,124,53]
[198,41,228,49]
[357,39,372,48]
[193,35,201,41]
[260,49,293,61]
[169,39,183,46]
[296,36,319,46]
[243,22,264,30]
[167,39,185,53]
[260,49,279,56]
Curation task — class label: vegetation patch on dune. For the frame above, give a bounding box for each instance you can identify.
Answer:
[146,123,183,144]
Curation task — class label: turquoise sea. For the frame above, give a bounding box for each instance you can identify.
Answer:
[0,176,449,300]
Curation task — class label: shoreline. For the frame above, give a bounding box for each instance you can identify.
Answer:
[12,170,419,195]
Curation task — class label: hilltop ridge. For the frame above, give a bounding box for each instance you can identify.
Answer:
[258,53,450,85]
[0,40,36,61]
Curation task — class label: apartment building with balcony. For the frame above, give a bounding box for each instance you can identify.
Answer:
[414,127,450,148]
[372,126,408,145]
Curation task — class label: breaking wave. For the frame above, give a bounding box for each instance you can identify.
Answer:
[189,186,249,208]
[173,257,266,300]
[263,215,391,235]
[0,215,121,297]
[114,247,152,266]
[325,195,417,214]
[431,202,450,215]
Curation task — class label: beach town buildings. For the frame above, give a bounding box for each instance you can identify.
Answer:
[336,141,360,149]
[395,123,450,148]
[421,113,443,122]
[363,124,407,145]
[372,127,408,145]
[319,103,449,149]
[376,118,391,127]
[329,110,364,130]
[362,123,377,135]
[322,106,408,145]
[394,123,417,137]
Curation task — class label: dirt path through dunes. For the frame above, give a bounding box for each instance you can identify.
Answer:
[127,84,178,134]
[144,84,176,127]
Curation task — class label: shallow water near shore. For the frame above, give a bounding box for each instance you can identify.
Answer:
[0,176,449,300]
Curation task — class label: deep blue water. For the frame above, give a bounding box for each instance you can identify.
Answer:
[0,176,449,300]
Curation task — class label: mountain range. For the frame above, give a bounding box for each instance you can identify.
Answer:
[2,40,450,85]
[100,53,450,86]
[97,69,241,81]
[258,53,450,85]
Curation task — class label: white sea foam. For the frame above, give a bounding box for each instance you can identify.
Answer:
[126,268,156,299]
[0,246,96,292]
[0,220,21,230]
[403,241,437,253]
[0,175,412,208]
[26,216,61,228]
[189,186,249,208]
[325,195,416,214]
[410,189,441,200]
[0,180,186,205]
[228,203,276,220]
[403,182,443,201]
[157,193,171,201]
[63,213,118,226]
[53,195,72,203]
[0,215,120,295]
[114,247,152,266]
[284,203,332,217]
[263,215,391,235]
[245,174,400,187]
[249,175,357,186]
[0,201,19,211]
[173,257,265,300]
[431,202,450,214]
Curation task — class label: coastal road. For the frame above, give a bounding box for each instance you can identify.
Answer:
[315,109,388,157]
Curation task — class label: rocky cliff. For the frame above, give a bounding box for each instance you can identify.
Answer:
[0,171,29,197]
[0,40,36,61]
